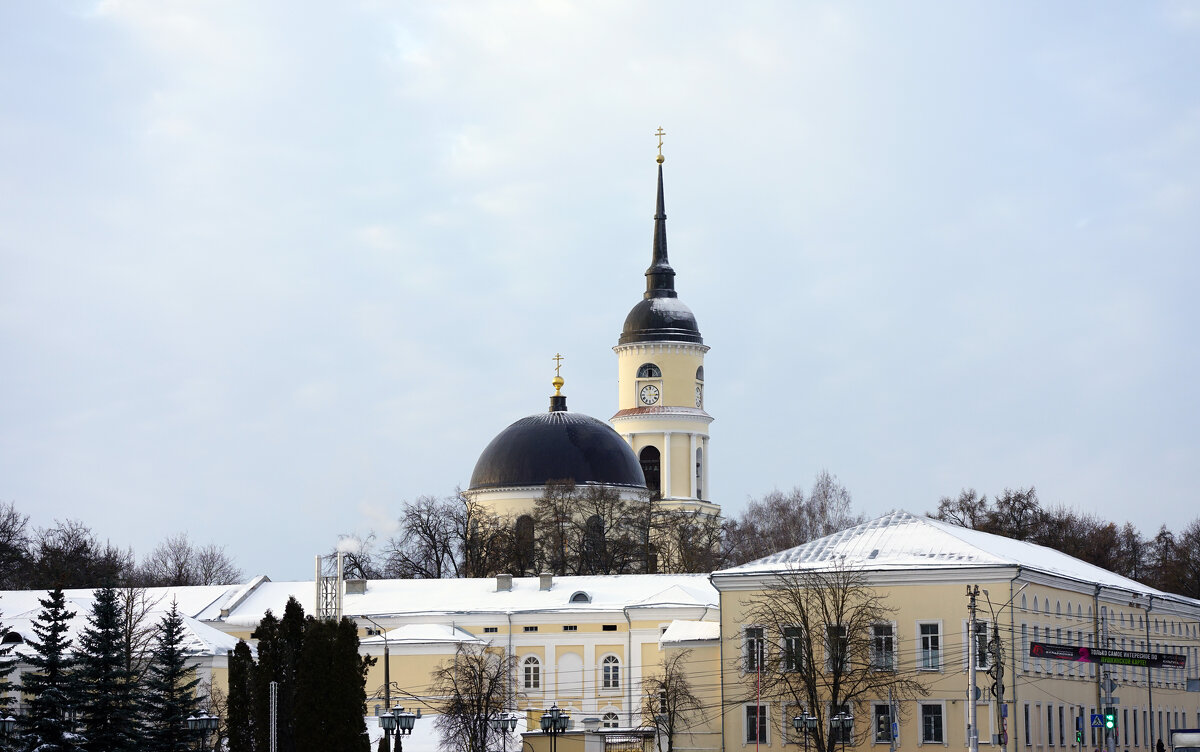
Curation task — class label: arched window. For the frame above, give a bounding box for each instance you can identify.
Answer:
[639,446,661,499]
[602,655,621,689]
[602,712,620,729]
[696,365,704,381]
[0,632,22,644]
[695,447,703,498]
[523,656,541,690]
[637,363,661,378]
[570,591,592,604]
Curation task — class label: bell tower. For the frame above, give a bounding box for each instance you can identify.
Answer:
[611,136,718,516]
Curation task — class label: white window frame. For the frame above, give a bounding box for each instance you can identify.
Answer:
[963,618,992,670]
[522,655,541,691]
[744,703,770,746]
[918,620,943,672]
[871,622,897,672]
[601,654,621,691]
[744,625,766,674]
[873,702,894,745]
[601,709,621,729]
[826,624,849,673]
[920,701,947,746]
[781,625,803,673]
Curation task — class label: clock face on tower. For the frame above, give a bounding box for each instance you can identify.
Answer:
[639,384,660,406]
[695,385,703,408]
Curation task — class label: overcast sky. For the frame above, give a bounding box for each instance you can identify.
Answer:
[2,1,1198,581]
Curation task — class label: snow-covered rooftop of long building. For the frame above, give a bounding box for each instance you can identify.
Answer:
[715,510,1199,606]
[213,573,717,627]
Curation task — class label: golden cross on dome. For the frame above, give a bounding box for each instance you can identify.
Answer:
[655,127,666,164]
[552,352,564,378]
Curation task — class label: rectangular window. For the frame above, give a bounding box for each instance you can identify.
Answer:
[920,623,941,670]
[782,626,803,672]
[973,620,990,669]
[745,627,765,672]
[603,624,617,631]
[1124,710,1129,746]
[523,626,538,632]
[1024,704,1031,747]
[1022,624,1030,671]
[922,704,944,744]
[1133,708,1138,747]
[562,625,577,631]
[1059,706,1065,748]
[872,624,895,671]
[483,626,498,633]
[874,703,892,744]
[746,705,768,744]
[827,625,848,673]
[1047,705,1054,746]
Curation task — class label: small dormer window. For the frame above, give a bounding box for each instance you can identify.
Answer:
[1,632,23,644]
[570,591,592,604]
[637,363,661,378]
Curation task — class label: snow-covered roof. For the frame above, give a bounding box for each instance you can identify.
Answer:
[216,574,717,627]
[659,619,720,645]
[715,510,1198,605]
[362,624,484,646]
[2,605,245,660]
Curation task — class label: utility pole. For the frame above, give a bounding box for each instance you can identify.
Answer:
[968,585,981,752]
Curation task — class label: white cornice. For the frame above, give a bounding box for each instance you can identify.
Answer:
[613,342,710,356]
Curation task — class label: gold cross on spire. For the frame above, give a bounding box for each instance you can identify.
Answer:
[552,352,564,378]
[655,127,666,164]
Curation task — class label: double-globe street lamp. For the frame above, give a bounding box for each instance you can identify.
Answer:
[539,704,570,752]
[380,705,420,752]
[792,714,819,752]
[186,713,220,751]
[831,713,854,752]
[491,711,519,752]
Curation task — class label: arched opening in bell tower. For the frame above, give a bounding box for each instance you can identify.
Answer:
[639,446,661,499]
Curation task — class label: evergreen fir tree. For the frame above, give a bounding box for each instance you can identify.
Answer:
[226,641,255,752]
[75,586,137,752]
[247,598,305,752]
[248,611,280,752]
[293,617,369,752]
[0,611,18,713]
[22,588,80,752]
[140,602,201,752]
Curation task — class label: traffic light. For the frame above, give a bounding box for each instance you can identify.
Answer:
[1104,710,1116,730]
[1076,731,1085,744]
[1076,715,1084,744]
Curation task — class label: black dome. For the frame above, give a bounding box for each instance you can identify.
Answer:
[469,410,647,491]
[619,296,703,344]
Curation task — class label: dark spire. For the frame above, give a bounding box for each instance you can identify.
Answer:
[645,163,677,299]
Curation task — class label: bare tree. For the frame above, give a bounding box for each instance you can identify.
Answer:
[335,532,384,580]
[644,649,704,752]
[385,496,462,579]
[932,489,990,528]
[727,471,864,566]
[139,532,242,586]
[735,563,929,752]
[429,643,515,752]
[27,519,134,588]
[0,501,29,588]
[119,585,163,682]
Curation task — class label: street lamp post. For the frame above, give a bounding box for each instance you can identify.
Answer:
[491,711,519,752]
[831,713,853,752]
[792,714,819,752]
[0,716,16,737]
[186,713,220,751]
[362,616,392,750]
[539,704,570,752]
[379,705,420,752]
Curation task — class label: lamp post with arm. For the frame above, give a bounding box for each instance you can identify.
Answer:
[832,713,853,752]
[361,616,392,750]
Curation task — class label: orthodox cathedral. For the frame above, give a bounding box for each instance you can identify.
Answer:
[464,146,721,523]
